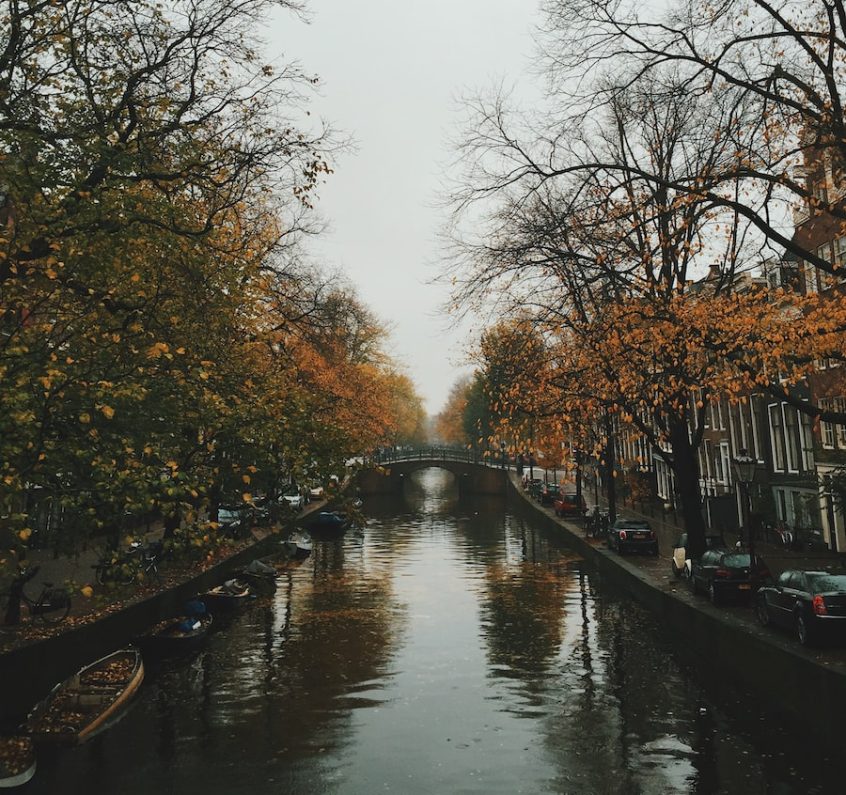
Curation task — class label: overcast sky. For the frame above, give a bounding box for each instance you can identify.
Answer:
[270,1,544,415]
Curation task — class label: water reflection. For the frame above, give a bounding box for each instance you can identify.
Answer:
[21,467,846,794]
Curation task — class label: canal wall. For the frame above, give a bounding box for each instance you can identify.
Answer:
[0,531,289,728]
[507,474,846,751]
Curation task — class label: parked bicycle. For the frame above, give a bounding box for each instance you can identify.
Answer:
[585,508,610,539]
[93,540,161,586]
[2,565,71,625]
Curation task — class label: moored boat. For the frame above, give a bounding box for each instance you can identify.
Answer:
[281,531,313,558]
[25,648,144,745]
[0,737,35,788]
[201,578,252,611]
[305,511,349,535]
[138,612,214,656]
[237,559,278,595]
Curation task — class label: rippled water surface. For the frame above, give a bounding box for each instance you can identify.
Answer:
[25,469,846,793]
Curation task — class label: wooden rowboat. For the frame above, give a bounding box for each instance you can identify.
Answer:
[25,648,144,745]
[138,613,214,656]
[0,737,35,788]
[201,578,252,611]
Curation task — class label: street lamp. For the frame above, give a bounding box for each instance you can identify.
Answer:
[500,441,506,470]
[732,449,757,574]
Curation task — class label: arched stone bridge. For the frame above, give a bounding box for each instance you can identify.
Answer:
[356,447,508,496]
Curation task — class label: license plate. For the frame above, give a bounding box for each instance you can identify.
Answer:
[738,584,751,590]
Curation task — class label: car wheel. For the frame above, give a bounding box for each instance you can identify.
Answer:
[796,613,815,646]
[755,596,771,627]
[709,582,721,606]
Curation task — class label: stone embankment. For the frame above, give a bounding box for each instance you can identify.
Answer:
[508,473,846,751]
[0,503,324,727]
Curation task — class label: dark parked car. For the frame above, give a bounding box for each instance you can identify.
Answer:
[607,518,659,555]
[670,533,726,578]
[554,493,587,518]
[755,570,846,646]
[539,482,561,505]
[689,549,770,605]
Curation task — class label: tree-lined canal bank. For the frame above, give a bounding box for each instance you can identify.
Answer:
[17,469,846,794]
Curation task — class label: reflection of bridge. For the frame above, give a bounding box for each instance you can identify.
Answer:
[357,447,508,496]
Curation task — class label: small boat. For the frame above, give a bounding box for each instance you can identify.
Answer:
[0,737,36,788]
[138,613,214,656]
[25,648,144,745]
[201,578,252,611]
[237,559,278,595]
[305,511,349,534]
[280,532,313,559]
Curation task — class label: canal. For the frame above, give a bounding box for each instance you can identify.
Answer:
[25,469,846,793]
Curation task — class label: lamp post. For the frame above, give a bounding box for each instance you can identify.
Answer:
[500,441,506,470]
[732,449,757,574]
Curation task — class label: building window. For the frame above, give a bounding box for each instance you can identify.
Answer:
[769,404,786,471]
[805,263,819,294]
[784,405,800,472]
[834,236,846,275]
[750,397,762,460]
[719,442,731,485]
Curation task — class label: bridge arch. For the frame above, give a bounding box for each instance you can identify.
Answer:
[356,449,508,496]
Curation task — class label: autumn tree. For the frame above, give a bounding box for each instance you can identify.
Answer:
[0,0,337,554]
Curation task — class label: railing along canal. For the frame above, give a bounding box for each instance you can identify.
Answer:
[370,446,506,468]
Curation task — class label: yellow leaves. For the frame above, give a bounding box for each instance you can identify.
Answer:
[18,528,32,542]
[146,342,170,359]
[79,412,91,424]
[242,474,251,484]
[80,585,94,599]
[99,404,115,419]
[130,273,141,283]
[242,492,252,503]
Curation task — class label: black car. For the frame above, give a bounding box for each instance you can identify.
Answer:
[670,532,726,578]
[689,549,769,605]
[607,518,659,555]
[755,570,846,646]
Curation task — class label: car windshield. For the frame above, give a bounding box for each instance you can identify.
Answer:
[722,553,751,568]
[806,573,846,592]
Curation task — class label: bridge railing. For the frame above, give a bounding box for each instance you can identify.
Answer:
[368,446,507,468]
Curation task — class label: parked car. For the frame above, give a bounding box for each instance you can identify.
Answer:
[539,482,561,505]
[607,518,659,556]
[689,549,770,605]
[755,570,846,646]
[554,493,587,518]
[280,487,304,511]
[308,483,325,501]
[670,533,726,578]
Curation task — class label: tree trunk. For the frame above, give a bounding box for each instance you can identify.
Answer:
[668,416,707,557]
[604,412,618,524]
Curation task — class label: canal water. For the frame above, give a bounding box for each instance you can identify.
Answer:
[24,469,846,794]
